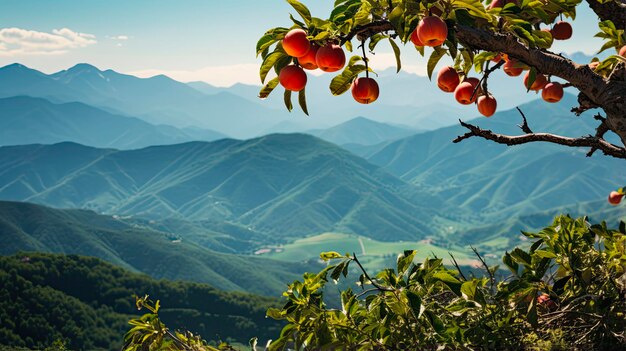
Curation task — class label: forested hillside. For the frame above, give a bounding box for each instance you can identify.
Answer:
[0,253,282,350]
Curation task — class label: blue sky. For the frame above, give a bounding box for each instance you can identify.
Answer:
[0,0,604,86]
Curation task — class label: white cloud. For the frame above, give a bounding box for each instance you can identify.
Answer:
[129,63,262,87]
[0,27,96,56]
[107,35,129,41]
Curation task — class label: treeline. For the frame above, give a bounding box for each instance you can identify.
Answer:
[0,252,283,350]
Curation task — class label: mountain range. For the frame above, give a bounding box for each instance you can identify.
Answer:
[0,200,313,296]
[0,134,438,243]
[0,96,226,149]
[363,93,626,226]
[0,63,284,138]
[306,117,418,146]
[0,60,592,139]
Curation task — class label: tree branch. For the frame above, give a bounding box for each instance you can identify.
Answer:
[585,0,626,31]
[587,114,611,157]
[338,12,626,147]
[453,120,626,159]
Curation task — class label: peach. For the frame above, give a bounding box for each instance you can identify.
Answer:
[503,59,523,76]
[619,46,626,57]
[416,16,448,47]
[437,66,460,93]
[588,62,600,70]
[454,81,478,105]
[316,43,346,72]
[351,77,380,104]
[551,21,572,40]
[523,72,548,91]
[609,191,624,206]
[488,0,517,9]
[477,95,497,117]
[298,44,319,70]
[279,65,307,92]
[282,29,310,58]
[410,28,425,47]
[541,82,563,103]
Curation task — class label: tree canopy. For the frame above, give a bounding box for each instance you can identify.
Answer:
[257,0,626,160]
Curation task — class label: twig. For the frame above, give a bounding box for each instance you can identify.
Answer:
[516,107,533,133]
[449,253,467,281]
[352,253,395,292]
[453,120,626,159]
[471,246,495,292]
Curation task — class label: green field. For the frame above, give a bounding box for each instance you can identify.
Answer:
[259,232,480,270]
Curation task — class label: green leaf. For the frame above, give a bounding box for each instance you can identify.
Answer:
[329,64,367,95]
[259,77,280,99]
[260,51,287,84]
[511,248,533,267]
[286,0,312,25]
[266,308,284,320]
[298,88,309,115]
[404,290,422,320]
[534,250,557,259]
[284,89,293,112]
[369,34,388,51]
[427,47,447,80]
[433,272,462,296]
[320,251,343,261]
[388,38,402,73]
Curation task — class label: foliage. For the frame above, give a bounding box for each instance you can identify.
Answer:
[0,253,282,351]
[123,296,246,351]
[263,215,626,350]
[256,0,626,110]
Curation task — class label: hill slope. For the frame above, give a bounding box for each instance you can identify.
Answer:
[0,201,312,296]
[0,252,281,350]
[0,135,438,242]
[307,117,417,146]
[0,96,226,149]
[366,94,626,224]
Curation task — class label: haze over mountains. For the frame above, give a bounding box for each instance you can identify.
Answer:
[0,96,227,149]
[0,60,594,140]
[1,60,623,273]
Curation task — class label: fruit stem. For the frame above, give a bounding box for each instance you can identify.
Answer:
[361,40,369,78]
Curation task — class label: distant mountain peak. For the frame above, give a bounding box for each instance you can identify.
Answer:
[66,63,102,73]
[0,63,44,75]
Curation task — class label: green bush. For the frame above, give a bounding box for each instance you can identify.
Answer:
[124,215,626,350]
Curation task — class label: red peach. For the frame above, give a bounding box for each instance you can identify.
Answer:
[477,95,497,117]
[551,21,573,40]
[609,191,624,206]
[503,59,523,76]
[541,82,564,103]
[454,81,478,105]
[279,65,307,92]
[351,77,380,104]
[437,66,461,93]
[416,16,448,47]
[282,29,310,58]
[298,44,319,70]
[410,28,425,47]
[316,43,346,72]
[523,72,548,91]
